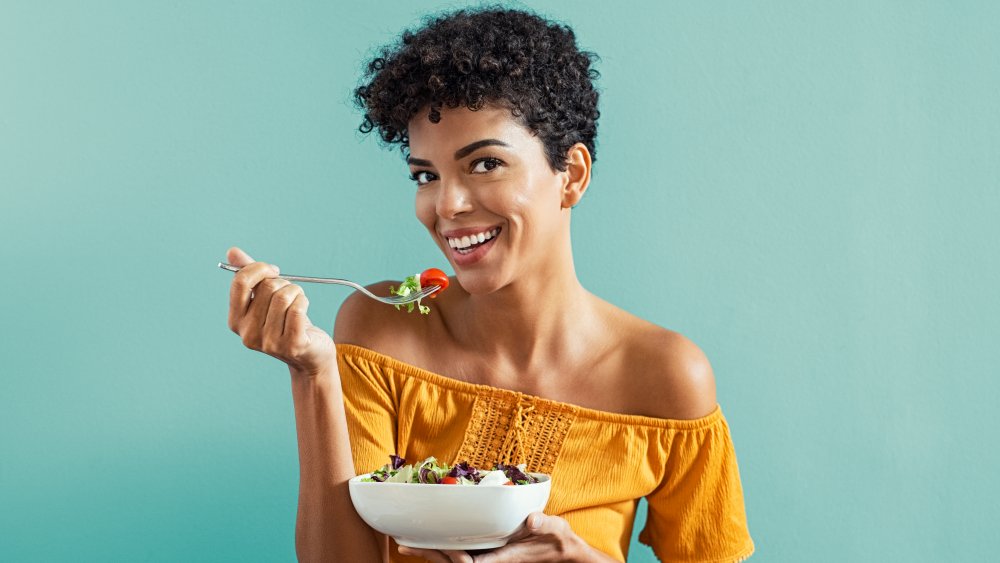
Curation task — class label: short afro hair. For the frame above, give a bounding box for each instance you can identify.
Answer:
[354,6,601,172]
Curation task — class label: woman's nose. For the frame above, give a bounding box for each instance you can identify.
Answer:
[436,179,474,218]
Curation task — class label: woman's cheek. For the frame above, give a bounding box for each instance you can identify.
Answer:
[415,190,436,226]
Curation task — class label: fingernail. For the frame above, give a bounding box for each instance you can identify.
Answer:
[270,265,280,274]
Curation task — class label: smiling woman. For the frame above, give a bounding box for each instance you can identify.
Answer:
[225,5,753,563]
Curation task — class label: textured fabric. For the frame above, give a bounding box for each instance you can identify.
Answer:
[338,344,754,562]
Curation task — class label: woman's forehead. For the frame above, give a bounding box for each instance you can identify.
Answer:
[407,104,532,149]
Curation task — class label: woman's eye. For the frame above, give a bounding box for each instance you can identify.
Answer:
[409,171,435,186]
[471,157,503,174]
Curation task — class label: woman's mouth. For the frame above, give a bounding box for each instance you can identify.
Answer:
[445,227,501,266]
[447,227,500,254]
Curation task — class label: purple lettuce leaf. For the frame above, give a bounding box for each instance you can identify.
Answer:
[494,463,539,484]
[418,465,439,484]
[447,461,482,483]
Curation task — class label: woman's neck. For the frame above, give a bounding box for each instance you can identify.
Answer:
[450,253,597,375]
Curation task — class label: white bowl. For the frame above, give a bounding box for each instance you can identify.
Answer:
[348,472,552,550]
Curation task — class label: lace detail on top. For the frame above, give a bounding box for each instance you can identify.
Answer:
[456,386,578,474]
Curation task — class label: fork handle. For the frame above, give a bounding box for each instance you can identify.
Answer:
[217,263,362,289]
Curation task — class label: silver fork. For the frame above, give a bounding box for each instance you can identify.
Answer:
[217,263,440,305]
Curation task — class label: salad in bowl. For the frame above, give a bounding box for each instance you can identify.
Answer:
[348,455,552,550]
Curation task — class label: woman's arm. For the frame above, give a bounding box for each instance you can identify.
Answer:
[225,247,382,562]
[290,364,383,563]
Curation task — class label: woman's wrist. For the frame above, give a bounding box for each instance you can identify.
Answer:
[288,358,341,404]
[288,353,337,380]
[289,364,332,380]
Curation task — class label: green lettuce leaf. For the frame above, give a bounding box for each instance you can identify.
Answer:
[389,274,432,315]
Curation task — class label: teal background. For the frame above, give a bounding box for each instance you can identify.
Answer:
[2,1,998,561]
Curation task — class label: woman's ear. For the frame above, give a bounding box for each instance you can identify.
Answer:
[560,143,592,209]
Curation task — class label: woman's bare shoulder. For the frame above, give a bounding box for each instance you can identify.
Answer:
[602,303,718,420]
[333,280,431,355]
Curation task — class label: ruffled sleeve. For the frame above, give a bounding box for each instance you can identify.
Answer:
[638,410,754,562]
[337,345,399,476]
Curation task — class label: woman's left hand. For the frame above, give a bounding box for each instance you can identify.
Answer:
[397,512,612,562]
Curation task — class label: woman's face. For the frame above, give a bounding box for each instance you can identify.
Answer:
[407,104,568,295]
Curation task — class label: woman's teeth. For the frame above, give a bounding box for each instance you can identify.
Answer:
[447,227,500,253]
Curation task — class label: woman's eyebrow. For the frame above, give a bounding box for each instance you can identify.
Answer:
[454,138,511,159]
[407,138,511,166]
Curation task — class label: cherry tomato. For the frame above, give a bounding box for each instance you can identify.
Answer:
[440,476,459,485]
[420,268,449,298]
[503,480,515,486]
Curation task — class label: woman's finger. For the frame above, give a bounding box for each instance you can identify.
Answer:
[473,542,537,563]
[248,277,290,327]
[525,512,556,533]
[228,261,280,334]
[397,546,473,562]
[244,277,287,321]
[227,246,255,267]
[498,521,532,543]
[397,546,444,561]
[441,549,475,562]
[262,283,303,350]
[473,538,547,563]
[284,292,311,342]
[483,513,542,547]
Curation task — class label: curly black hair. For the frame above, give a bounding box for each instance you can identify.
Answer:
[354,5,600,172]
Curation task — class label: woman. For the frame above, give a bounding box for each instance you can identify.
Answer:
[226,7,753,562]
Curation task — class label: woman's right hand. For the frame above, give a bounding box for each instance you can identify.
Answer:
[226,246,335,377]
